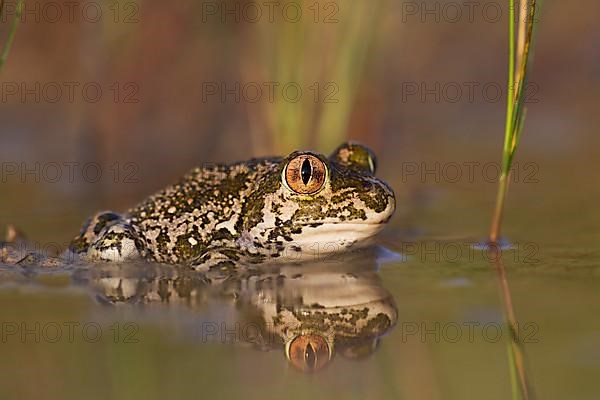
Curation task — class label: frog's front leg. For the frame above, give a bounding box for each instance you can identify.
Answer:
[88,222,145,262]
[69,211,145,262]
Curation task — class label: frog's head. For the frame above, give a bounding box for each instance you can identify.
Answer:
[241,142,395,260]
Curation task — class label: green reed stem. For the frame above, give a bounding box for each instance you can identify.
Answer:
[489,0,538,243]
[488,2,540,399]
[0,0,23,72]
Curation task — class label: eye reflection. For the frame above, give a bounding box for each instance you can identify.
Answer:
[305,342,317,368]
[286,334,333,372]
[286,334,331,372]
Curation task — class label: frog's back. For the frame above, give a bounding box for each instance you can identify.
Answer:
[127,157,280,263]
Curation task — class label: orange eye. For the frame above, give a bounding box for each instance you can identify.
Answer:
[285,334,332,372]
[284,154,327,194]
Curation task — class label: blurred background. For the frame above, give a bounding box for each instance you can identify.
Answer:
[0,0,599,248]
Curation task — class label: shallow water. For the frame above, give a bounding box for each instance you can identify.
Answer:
[1,231,599,400]
[1,142,598,400]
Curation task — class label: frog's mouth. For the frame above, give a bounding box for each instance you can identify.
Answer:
[286,194,396,255]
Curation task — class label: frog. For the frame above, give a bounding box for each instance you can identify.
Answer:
[64,141,395,269]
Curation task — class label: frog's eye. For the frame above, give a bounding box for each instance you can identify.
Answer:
[284,154,327,194]
[329,142,377,175]
[285,334,332,372]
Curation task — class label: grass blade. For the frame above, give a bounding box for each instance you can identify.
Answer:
[0,0,23,72]
[489,0,539,243]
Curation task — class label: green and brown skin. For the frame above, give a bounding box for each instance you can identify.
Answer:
[68,142,396,269]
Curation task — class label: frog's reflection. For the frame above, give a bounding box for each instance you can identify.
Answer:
[74,251,397,373]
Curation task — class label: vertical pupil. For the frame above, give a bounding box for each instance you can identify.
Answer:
[305,343,317,369]
[301,158,312,185]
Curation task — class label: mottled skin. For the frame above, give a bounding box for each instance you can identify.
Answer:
[69,142,395,269]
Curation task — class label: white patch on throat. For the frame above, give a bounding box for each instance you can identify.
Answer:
[278,222,384,261]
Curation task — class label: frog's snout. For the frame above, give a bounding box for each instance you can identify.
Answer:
[367,179,396,225]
